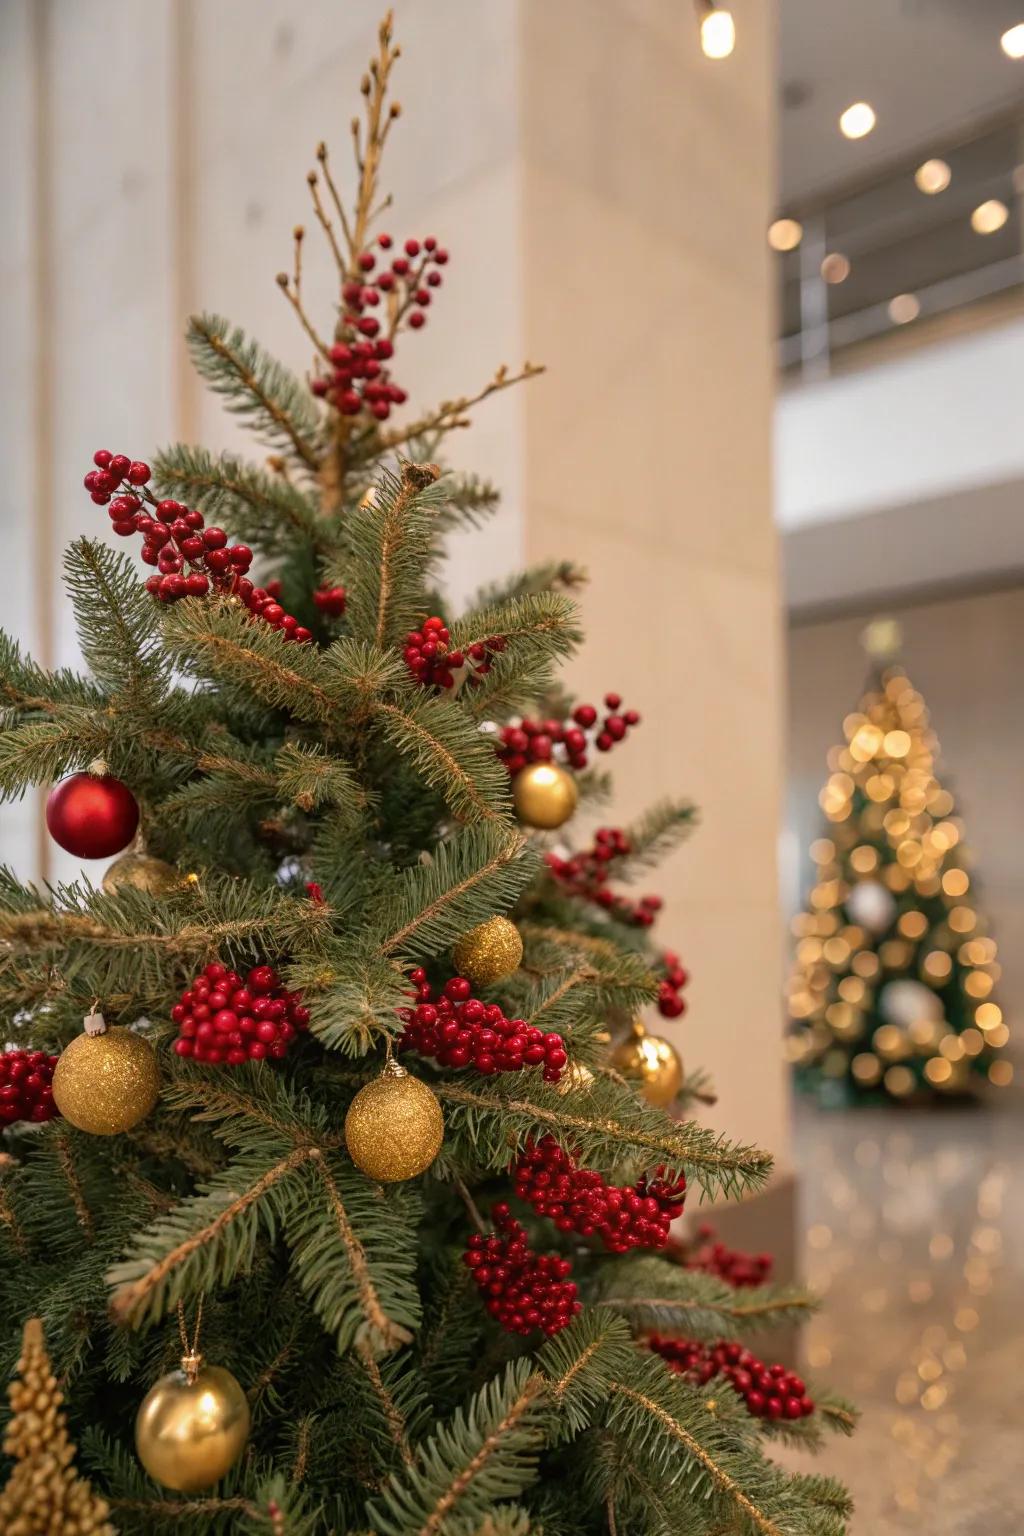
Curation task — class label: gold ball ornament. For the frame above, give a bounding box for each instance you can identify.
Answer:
[135,1351,250,1493]
[611,1020,683,1109]
[52,1012,159,1135]
[512,762,578,830]
[102,850,182,897]
[452,916,523,987]
[345,1059,444,1182]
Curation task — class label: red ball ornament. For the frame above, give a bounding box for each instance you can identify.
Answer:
[45,771,139,859]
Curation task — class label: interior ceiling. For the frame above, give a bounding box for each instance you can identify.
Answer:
[779,0,1024,206]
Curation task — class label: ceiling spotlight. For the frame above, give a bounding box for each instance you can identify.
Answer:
[1000,23,1024,58]
[888,294,920,325]
[971,199,1009,234]
[915,159,951,195]
[700,5,736,59]
[839,102,876,139]
[821,253,851,284]
[768,218,803,252]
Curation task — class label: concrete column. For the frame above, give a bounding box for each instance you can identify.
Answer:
[519,0,787,1162]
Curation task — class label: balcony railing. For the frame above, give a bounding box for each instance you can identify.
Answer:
[776,109,1024,377]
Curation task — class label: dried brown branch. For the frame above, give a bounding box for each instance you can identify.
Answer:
[378,363,545,454]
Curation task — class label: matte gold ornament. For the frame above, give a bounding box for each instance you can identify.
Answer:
[452,916,523,987]
[345,1058,444,1181]
[0,1316,115,1534]
[611,1019,683,1109]
[135,1320,249,1494]
[512,762,578,830]
[52,1010,159,1135]
[102,849,182,897]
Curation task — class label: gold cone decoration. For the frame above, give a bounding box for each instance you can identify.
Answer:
[0,1317,116,1535]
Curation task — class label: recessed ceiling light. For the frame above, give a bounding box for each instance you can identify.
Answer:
[768,218,803,252]
[821,253,851,284]
[839,102,876,140]
[700,6,735,59]
[914,159,951,195]
[1000,23,1024,58]
[970,199,1009,234]
[888,294,920,325]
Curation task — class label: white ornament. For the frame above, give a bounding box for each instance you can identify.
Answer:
[880,979,944,1028]
[845,880,896,935]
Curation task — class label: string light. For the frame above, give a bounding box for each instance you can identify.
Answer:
[971,199,1008,234]
[699,4,735,58]
[839,102,876,139]
[768,218,803,252]
[1000,23,1024,58]
[888,293,920,325]
[821,253,851,284]
[914,159,951,195]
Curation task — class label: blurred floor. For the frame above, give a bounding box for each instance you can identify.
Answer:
[781,1100,1023,1533]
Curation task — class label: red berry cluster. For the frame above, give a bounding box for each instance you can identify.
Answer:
[311,234,448,420]
[464,1203,580,1337]
[649,1338,814,1421]
[677,1223,773,1289]
[171,961,311,1065]
[400,973,567,1082]
[497,693,640,777]
[403,617,505,690]
[513,1137,686,1254]
[83,451,154,504]
[83,451,313,641]
[313,585,347,618]
[655,950,690,1021]
[546,828,664,929]
[0,1050,59,1125]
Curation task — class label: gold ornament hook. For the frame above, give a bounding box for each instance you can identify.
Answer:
[176,1298,205,1383]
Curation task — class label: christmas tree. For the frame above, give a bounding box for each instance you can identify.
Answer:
[0,16,854,1532]
[787,622,1012,1107]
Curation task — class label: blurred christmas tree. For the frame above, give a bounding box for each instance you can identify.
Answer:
[0,14,856,1532]
[787,620,1012,1107]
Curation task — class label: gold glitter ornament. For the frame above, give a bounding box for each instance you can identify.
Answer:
[611,1019,683,1108]
[102,849,182,897]
[345,1058,444,1181]
[512,762,578,830]
[0,1316,116,1534]
[52,1009,159,1135]
[452,916,523,986]
[136,1307,249,1493]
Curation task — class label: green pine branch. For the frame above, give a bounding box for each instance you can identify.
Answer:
[369,825,538,960]
[590,1256,819,1339]
[434,1073,772,1199]
[152,444,327,555]
[339,462,449,648]
[365,1359,547,1536]
[605,1353,849,1536]
[187,314,323,470]
[469,562,587,612]
[450,593,583,718]
[63,539,167,700]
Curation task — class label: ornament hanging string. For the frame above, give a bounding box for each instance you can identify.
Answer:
[177,1296,205,1383]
